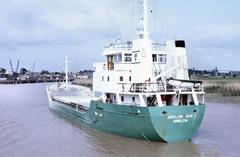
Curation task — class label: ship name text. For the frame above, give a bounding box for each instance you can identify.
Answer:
[167,114,194,123]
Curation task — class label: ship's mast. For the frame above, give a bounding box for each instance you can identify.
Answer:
[65,56,69,90]
[143,0,149,40]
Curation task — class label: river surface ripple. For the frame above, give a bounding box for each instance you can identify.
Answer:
[0,83,239,157]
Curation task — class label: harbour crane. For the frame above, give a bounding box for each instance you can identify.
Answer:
[9,59,20,79]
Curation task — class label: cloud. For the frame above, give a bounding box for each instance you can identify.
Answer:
[0,0,240,71]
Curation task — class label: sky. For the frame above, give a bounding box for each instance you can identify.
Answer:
[0,0,240,72]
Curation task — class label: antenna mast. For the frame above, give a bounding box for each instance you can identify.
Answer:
[143,0,149,39]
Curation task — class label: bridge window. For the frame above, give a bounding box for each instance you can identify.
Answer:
[124,54,132,62]
[129,76,131,81]
[118,54,122,62]
[152,54,157,62]
[107,76,110,82]
[113,54,122,63]
[158,54,167,64]
[113,55,118,62]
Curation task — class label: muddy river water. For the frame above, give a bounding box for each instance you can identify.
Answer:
[0,84,239,157]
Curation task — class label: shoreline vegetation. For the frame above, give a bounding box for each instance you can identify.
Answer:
[193,77,240,96]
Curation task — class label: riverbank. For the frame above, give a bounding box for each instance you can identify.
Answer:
[0,79,66,85]
[195,78,240,96]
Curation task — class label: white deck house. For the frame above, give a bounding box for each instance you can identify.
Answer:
[93,38,204,107]
[91,0,204,107]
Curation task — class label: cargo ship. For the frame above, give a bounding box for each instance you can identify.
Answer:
[46,0,205,142]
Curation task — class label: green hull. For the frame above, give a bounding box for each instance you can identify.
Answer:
[49,100,205,143]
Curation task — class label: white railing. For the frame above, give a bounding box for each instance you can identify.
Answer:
[104,42,166,52]
[152,43,166,52]
[119,82,204,94]
[104,41,132,51]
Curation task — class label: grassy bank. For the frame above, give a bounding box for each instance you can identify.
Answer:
[195,78,240,96]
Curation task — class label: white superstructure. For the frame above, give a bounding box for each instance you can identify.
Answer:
[93,0,204,107]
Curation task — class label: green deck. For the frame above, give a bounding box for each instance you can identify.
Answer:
[49,100,205,143]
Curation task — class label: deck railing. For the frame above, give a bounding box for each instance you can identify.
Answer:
[119,82,204,93]
[104,41,132,51]
[104,42,166,52]
[152,43,166,52]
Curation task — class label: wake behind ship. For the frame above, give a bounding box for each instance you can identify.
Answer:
[46,0,206,143]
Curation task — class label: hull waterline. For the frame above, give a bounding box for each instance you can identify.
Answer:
[48,98,205,143]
